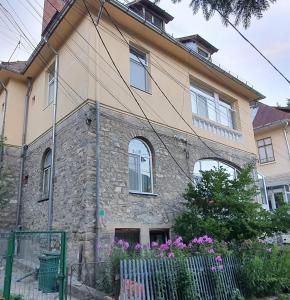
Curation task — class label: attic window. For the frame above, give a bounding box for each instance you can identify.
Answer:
[197,47,210,59]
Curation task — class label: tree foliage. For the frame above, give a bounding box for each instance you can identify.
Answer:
[169,0,277,28]
[174,166,290,243]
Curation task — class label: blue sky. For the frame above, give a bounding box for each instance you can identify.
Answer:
[0,0,289,106]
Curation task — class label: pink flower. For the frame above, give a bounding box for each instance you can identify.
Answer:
[135,243,142,251]
[215,256,223,263]
[166,239,172,246]
[168,252,175,258]
[210,266,217,271]
[159,252,164,258]
[151,241,159,248]
[192,238,198,244]
[177,242,187,249]
[217,265,224,270]
[160,243,169,251]
[123,242,129,250]
[208,249,215,254]
[117,239,124,246]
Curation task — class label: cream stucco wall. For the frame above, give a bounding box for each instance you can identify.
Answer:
[256,127,290,178]
[9,7,257,155]
[0,79,26,146]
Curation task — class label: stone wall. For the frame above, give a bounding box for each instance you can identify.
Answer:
[0,145,21,231]
[21,102,97,265]
[97,106,256,251]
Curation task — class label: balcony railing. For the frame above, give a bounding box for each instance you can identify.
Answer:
[193,114,242,142]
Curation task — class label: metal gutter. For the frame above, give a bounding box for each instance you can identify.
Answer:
[16,78,33,228]
[254,118,290,133]
[0,80,8,164]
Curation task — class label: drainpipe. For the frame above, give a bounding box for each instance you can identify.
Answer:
[43,38,59,232]
[0,80,8,165]
[16,78,32,228]
[283,121,290,159]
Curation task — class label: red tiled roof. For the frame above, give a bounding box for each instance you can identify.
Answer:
[253,102,290,129]
[0,61,27,73]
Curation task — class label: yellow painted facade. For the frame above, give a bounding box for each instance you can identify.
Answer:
[1,1,261,154]
[256,126,290,178]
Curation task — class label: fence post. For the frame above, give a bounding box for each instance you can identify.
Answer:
[3,232,15,300]
[59,232,67,300]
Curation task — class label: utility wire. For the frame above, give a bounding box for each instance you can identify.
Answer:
[82,0,194,183]
[214,8,290,85]
[8,40,20,62]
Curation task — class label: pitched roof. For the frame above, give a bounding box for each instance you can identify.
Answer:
[0,61,27,74]
[253,102,290,129]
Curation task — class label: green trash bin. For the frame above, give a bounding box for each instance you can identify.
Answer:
[38,251,60,293]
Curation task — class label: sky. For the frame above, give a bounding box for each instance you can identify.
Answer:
[0,0,289,106]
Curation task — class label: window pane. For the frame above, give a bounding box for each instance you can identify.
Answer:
[115,228,140,249]
[130,48,147,65]
[153,16,163,28]
[257,140,265,147]
[207,98,217,122]
[201,160,218,171]
[130,60,147,91]
[141,156,152,193]
[220,162,235,179]
[129,139,150,157]
[48,81,55,104]
[191,92,198,114]
[196,94,207,118]
[145,10,153,23]
[43,167,51,198]
[129,154,140,191]
[264,138,272,145]
[258,147,267,162]
[265,145,274,160]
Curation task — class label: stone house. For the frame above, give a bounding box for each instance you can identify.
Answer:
[253,103,290,210]
[0,0,264,263]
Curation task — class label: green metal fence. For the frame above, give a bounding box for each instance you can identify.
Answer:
[120,256,242,300]
[0,231,66,300]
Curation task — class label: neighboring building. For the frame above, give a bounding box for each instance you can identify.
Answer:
[253,102,290,212]
[0,0,263,265]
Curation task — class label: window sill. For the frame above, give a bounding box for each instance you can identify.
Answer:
[37,197,49,203]
[129,191,158,196]
[259,160,276,166]
[131,85,152,95]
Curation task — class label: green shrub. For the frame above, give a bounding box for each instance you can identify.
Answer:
[238,241,290,297]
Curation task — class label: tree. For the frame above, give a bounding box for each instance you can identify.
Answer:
[168,0,277,28]
[174,166,290,243]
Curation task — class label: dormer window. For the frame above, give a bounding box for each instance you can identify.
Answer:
[197,47,210,59]
[127,0,173,31]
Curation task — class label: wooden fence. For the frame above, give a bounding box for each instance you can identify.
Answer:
[120,256,242,300]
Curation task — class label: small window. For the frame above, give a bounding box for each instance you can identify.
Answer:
[150,229,169,244]
[128,138,153,193]
[115,228,140,246]
[130,47,149,92]
[197,47,209,59]
[257,137,275,164]
[47,62,55,104]
[42,149,52,199]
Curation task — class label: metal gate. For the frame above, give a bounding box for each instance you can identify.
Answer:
[0,231,66,300]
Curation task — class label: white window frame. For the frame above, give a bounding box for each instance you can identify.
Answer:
[193,159,239,180]
[130,46,150,92]
[42,150,51,199]
[128,138,153,194]
[47,62,55,105]
[190,83,235,129]
[257,137,275,164]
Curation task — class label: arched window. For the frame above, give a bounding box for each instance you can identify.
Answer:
[128,138,153,193]
[193,159,238,180]
[42,149,52,199]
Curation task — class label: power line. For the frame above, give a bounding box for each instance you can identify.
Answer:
[214,8,290,86]
[82,0,195,183]
[8,40,20,62]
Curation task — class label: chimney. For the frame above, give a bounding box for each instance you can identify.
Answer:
[42,0,65,33]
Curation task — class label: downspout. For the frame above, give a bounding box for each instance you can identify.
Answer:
[43,38,59,232]
[283,121,290,159]
[0,80,8,165]
[95,100,100,264]
[16,78,32,228]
